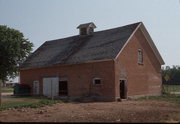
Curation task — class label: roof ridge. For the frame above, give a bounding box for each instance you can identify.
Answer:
[45,22,141,43]
[94,22,141,34]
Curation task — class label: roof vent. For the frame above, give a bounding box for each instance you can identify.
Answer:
[77,22,96,35]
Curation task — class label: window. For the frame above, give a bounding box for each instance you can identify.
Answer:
[93,78,101,85]
[138,49,143,64]
[80,28,87,35]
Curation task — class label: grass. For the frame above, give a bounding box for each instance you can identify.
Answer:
[163,85,180,93]
[1,85,179,111]
[0,96,61,111]
[134,94,180,104]
[1,86,14,93]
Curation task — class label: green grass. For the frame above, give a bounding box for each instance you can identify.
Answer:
[134,94,180,104]
[1,86,14,93]
[0,96,61,111]
[163,85,180,93]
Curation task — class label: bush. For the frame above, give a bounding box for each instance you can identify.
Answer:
[13,84,30,95]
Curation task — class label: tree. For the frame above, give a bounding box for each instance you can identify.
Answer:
[162,65,180,85]
[0,25,33,82]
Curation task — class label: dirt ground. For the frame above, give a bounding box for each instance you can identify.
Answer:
[0,100,180,123]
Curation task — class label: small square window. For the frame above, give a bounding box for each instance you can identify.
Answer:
[93,78,101,85]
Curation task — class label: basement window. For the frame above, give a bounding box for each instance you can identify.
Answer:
[93,78,102,85]
[138,49,143,65]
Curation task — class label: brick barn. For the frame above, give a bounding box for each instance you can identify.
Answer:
[19,22,165,101]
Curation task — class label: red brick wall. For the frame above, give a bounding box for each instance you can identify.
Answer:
[20,60,115,101]
[115,28,162,99]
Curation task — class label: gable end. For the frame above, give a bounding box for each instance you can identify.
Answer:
[115,22,165,65]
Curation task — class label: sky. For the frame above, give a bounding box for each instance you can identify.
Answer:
[0,0,180,81]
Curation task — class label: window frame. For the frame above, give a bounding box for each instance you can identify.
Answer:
[138,49,143,65]
[93,78,102,85]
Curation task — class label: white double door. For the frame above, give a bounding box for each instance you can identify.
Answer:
[43,77,59,98]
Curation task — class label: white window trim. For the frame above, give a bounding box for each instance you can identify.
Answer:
[93,78,102,85]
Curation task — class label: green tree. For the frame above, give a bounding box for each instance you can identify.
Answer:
[162,65,180,84]
[0,25,33,82]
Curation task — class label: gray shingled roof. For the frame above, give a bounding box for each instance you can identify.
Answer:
[20,22,140,69]
[77,22,96,29]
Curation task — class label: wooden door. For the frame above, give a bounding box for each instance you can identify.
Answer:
[120,80,127,99]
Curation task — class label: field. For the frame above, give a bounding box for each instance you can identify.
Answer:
[0,94,180,123]
[0,85,180,123]
[163,85,180,93]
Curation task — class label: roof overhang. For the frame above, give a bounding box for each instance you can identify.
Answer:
[139,23,165,65]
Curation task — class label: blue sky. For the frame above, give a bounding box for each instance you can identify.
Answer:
[0,0,180,69]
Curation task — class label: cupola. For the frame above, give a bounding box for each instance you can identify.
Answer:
[77,22,96,35]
